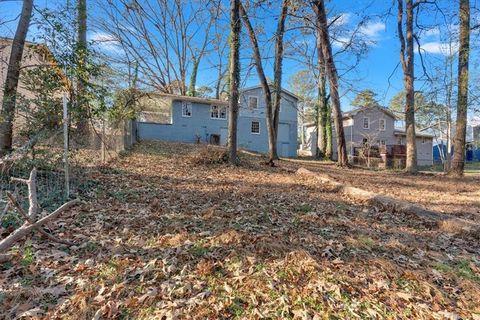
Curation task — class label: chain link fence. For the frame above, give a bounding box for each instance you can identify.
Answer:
[0,117,136,228]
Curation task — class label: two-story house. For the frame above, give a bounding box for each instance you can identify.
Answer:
[305,105,434,166]
[136,85,298,157]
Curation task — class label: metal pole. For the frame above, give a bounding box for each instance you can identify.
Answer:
[63,92,70,197]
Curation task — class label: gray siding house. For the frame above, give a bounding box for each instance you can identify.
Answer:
[136,86,298,157]
[306,106,434,166]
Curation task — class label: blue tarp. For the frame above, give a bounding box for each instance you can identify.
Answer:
[433,144,480,162]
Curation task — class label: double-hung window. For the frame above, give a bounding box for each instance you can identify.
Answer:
[379,119,386,131]
[210,105,227,119]
[363,117,370,129]
[182,102,192,117]
[251,121,260,134]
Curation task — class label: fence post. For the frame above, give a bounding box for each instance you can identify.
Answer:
[62,92,70,197]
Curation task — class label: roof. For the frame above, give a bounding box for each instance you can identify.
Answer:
[342,105,397,120]
[240,85,300,101]
[0,37,69,89]
[148,93,229,106]
[304,105,397,128]
[393,128,434,138]
[0,37,45,48]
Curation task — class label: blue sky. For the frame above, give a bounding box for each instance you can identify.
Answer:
[1,0,478,113]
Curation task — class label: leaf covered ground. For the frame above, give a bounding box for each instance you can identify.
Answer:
[288,159,480,221]
[1,141,479,319]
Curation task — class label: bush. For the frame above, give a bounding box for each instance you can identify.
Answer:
[188,146,228,165]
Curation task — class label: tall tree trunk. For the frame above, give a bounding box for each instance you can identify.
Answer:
[0,0,33,156]
[239,2,288,165]
[312,0,348,166]
[76,0,89,133]
[315,26,327,159]
[445,49,454,171]
[313,103,321,158]
[449,0,470,176]
[271,0,288,160]
[188,58,200,97]
[227,0,241,165]
[397,0,417,173]
[325,104,332,159]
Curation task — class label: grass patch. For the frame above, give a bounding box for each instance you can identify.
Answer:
[456,260,480,282]
[21,241,35,266]
[297,204,313,213]
[190,244,209,258]
[358,235,375,247]
[433,262,452,273]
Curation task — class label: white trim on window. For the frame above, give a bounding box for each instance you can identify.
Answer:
[248,96,259,109]
[210,105,227,120]
[181,101,192,117]
[363,117,370,129]
[251,121,260,134]
[379,118,386,131]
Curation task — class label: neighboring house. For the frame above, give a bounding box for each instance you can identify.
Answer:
[426,120,480,163]
[136,85,299,157]
[0,37,61,143]
[305,105,434,166]
[0,37,57,104]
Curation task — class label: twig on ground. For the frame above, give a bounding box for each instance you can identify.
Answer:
[0,168,80,253]
[6,192,75,246]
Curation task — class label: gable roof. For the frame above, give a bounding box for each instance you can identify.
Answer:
[240,85,300,101]
[343,105,397,120]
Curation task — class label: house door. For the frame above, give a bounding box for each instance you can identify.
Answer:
[210,134,220,145]
[278,123,290,157]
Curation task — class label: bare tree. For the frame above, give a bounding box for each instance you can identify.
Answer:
[449,0,470,176]
[312,0,348,166]
[0,0,33,155]
[397,0,417,173]
[188,5,221,97]
[239,0,289,165]
[227,0,241,165]
[98,0,219,95]
[212,32,229,99]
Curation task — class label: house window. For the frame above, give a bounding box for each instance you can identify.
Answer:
[210,105,227,119]
[379,119,386,131]
[251,121,260,134]
[248,96,258,109]
[182,102,192,117]
[363,117,370,129]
